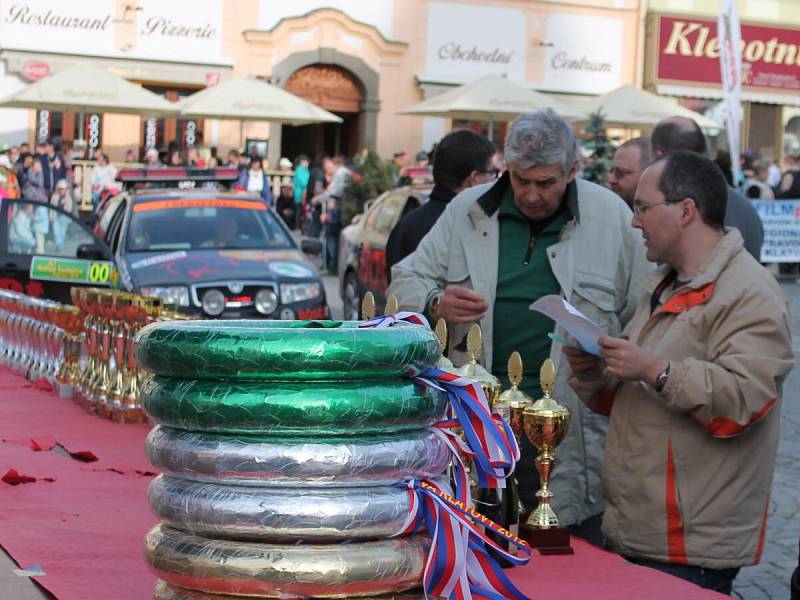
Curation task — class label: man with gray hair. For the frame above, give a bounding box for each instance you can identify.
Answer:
[389,110,651,543]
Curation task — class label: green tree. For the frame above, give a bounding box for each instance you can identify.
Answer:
[341,150,395,226]
[580,111,614,185]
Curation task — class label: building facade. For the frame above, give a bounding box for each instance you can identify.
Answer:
[0,0,644,163]
[646,0,800,161]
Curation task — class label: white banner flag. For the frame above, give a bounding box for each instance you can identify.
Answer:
[719,0,743,186]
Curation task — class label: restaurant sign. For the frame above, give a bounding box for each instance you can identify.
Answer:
[656,14,800,92]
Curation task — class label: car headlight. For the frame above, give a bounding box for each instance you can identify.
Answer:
[141,286,190,307]
[201,289,226,316]
[280,282,321,305]
[254,288,278,315]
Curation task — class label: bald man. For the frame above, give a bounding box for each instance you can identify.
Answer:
[651,116,763,260]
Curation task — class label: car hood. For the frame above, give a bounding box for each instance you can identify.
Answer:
[126,249,319,287]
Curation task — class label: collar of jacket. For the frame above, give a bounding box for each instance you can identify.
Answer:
[474,171,580,223]
[428,184,457,204]
[638,228,745,295]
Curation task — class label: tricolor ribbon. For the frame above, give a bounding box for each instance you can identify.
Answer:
[358,311,430,329]
[393,478,532,600]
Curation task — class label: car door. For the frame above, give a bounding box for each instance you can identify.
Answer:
[0,199,116,303]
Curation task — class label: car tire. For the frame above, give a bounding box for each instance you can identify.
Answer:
[343,271,361,321]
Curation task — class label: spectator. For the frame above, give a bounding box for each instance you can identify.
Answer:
[313,156,350,271]
[227,149,240,168]
[9,203,36,253]
[22,160,48,203]
[91,150,118,208]
[8,146,20,170]
[38,139,67,195]
[414,150,429,167]
[565,151,794,594]
[651,116,763,260]
[237,157,272,205]
[307,156,326,237]
[386,129,496,277]
[293,154,311,230]
[743,162,775,200]
[168,149,183,167]
[144,148,162,168]
[607,137,652,207]
[124,149,136,164]
[776,153,800,199]
[766,157,782,188]
[713,149,735,187]
[50,179,73,250]
[388,110,651,542]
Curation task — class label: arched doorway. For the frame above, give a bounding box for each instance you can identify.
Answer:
[282,64,363,160]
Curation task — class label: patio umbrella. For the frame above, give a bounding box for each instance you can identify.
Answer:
[399,74,587,122]
[0,64,177,117]
[176,76,342,125]
[577,85,723,130]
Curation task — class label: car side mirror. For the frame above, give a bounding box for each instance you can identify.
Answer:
[76,243,108,261]
[301,238,322,255]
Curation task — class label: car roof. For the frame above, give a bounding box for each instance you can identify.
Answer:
[130,189,265,204]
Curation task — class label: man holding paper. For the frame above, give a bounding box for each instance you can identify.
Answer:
[565,151,794,593]
[388,110,651,541]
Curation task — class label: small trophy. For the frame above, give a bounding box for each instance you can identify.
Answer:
[384,294,399,316]
[455,324,501,409]
[361,292,376,321]
[520,358,573,554]
[496,351,534,425]
[434,319,455,371]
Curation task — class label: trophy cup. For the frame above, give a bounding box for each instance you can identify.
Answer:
[109,293,132,409]
[455,324,501,408]
[361,292,376,321]
[384,294,399,316]
[434,319,455,371]
[93,290,116,417]
[520,358,573,554]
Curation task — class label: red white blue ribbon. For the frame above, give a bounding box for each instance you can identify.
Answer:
[393,478,532,600]
[358,311,430,329]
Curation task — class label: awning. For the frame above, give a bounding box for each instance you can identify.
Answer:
[1,49,232,88]
[656,82,800,108]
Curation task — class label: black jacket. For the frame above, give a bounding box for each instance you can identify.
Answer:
[385,184,456,281]
[725,185,763,261]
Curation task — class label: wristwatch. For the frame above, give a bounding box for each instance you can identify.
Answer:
[654,362,671,393]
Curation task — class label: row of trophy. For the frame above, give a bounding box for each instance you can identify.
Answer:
[0,289,80,385]
[370,292,573,555]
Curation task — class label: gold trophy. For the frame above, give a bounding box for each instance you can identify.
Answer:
[384,294,399,316]
[434,319,455,371]
[496,351,534,425]
[361,292,376,321]
[520,358,573,554]
[455,324,501,409]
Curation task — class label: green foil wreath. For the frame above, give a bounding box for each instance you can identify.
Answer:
[135,320,440,381]
[141,377,448,435]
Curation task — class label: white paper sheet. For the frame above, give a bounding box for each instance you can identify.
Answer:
[530,295,606,356]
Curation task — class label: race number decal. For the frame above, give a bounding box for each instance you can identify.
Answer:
[30,256,117,286]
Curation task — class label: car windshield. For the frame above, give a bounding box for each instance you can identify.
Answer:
[126,198,293,252]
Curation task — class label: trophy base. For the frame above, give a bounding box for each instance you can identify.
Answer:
[110,406,147,424]
[519,522,573,555]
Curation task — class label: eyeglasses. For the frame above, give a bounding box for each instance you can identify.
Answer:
[480,168,500,179]
[632,200,679,217]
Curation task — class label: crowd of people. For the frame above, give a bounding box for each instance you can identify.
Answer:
[381,110,795,596]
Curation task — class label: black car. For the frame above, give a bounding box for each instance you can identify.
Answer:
[0,197,116,302]
[94,174,327,319]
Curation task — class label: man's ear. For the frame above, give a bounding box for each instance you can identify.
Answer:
[682,197,699,224]
[566,162,578,183]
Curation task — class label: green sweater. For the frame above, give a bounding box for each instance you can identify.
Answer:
[491,186,570,397]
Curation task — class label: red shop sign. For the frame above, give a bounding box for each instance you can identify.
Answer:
[22,61,50,80]
[655,14,800,92]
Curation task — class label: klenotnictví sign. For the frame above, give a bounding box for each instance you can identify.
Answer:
[753,200,800,262]
[656,15,800,92]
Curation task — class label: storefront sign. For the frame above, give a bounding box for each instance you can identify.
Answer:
[144,118,159,150]
[541,13,623,94]
[36,110,50,144]
[656,14,800,92]
[425,2,526,82]
[0,1,116,55]
[753,200,800,262]
[86,114,102,159]
[133,0,223,63]
[21,61,50,80]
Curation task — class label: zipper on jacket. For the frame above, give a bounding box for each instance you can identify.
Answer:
[523,233,536,265]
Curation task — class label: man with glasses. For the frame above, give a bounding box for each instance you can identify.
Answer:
[565,151,793,594]
[608,137,651,208]
[389,110,651,544]
[386,129,496,275]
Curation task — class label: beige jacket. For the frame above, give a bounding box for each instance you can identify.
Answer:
[389,175,651,525]
[570,229,794,568]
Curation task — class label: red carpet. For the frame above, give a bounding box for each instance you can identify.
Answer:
[0,366,724,599]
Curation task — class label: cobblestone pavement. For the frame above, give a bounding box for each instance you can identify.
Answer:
[733,278,800,600]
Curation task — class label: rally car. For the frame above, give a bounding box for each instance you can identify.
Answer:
[94,167,327,319]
